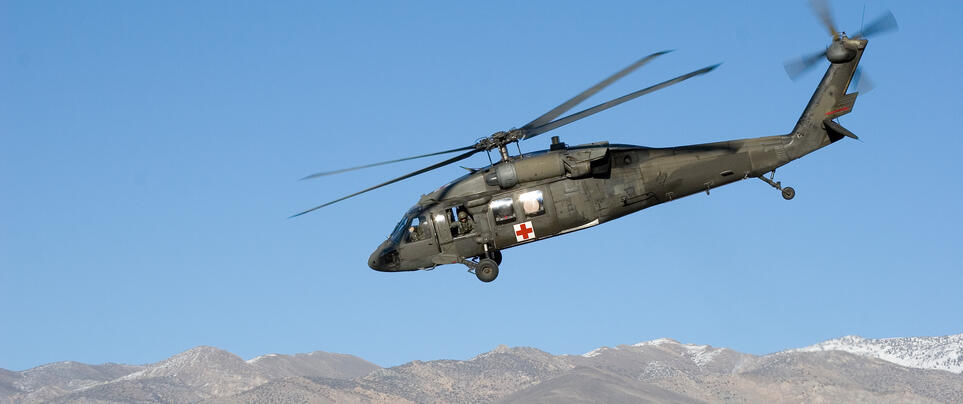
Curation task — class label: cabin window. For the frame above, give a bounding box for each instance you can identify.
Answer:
[519,190,545,217]
[442,207,457,237]
[490,198,516,224]
[449,206,476,237]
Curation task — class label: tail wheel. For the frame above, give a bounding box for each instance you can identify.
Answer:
[475,258,499,283]
[782,187,796,200]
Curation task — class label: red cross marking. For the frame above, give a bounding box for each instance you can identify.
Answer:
[515,223,534,240]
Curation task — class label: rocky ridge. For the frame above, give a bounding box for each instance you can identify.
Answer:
[1,333,961,404]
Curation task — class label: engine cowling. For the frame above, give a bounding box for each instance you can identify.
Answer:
[484,154,565,189]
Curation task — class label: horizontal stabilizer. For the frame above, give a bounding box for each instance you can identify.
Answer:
[825,92,858,119]
[823,119,859,141]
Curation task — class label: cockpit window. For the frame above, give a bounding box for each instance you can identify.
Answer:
[390,214,410,243]
[389,207,431,244]
[405,215,431,243]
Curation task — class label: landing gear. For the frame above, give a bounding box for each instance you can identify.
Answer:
[487,250,503,265]
[758,171,795,200]
[475,258,499,283]
[462,254,501,283]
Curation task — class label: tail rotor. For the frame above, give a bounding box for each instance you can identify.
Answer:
[783,0,898,91]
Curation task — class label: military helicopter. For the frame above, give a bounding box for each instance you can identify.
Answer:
[294,3,897,283]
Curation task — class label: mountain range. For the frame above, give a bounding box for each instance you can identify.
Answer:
[2,333,961,403]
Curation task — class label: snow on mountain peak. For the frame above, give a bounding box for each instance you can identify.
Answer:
[581,347,610,358]
[680,344,724,367]
[578,338,724,367]
[632,338,679,347]
[632,338,725,366]
[789,333,963,374]
[246,353,280,364]
[580,337,680,358]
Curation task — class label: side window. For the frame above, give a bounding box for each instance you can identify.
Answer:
[406,215,430,243]
[445,208,458,237]
[519,190,545,217]
[490,198,516,224]
[449,206,475,237]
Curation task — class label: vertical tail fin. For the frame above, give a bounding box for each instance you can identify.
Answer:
[788,38,866,156]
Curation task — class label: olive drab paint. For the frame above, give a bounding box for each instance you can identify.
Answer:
[299,5,897,283]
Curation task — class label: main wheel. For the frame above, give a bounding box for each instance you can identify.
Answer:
[782,187,796,200]
[475,258,499,283]
[488,250,503,265]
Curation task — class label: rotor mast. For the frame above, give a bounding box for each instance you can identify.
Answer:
[497,144,511,162]
[489,129,524,162]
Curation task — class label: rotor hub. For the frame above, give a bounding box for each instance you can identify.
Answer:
[783,5,896,81]
[826,39,857,63]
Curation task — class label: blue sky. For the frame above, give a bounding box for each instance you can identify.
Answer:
[2,1,961,371]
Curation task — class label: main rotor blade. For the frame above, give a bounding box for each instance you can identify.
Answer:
[783,49,826,81]
[521,63,720,140]
[300,145,475,180]
[521,50,671,131]
[809,0,838,37]
[853,10,898,39]
[290,149,480,218]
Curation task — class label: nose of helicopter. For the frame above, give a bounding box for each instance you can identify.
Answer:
[368,241,398,272]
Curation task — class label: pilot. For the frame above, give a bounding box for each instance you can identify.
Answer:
[455,210,474,236]
[408,225,421,242]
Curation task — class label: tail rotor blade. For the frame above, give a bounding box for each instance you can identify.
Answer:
[783,49,826,81]
[809,0,839,37]
[853,10,898,39]
[852,67,875,94]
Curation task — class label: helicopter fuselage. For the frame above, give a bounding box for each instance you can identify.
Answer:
[369,37,866,276]
[370,133,815,272]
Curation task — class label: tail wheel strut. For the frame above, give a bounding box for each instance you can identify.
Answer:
[758,171,795,200]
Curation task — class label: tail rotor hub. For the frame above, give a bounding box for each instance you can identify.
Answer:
[783,2,897,81]
[826,39,857,63]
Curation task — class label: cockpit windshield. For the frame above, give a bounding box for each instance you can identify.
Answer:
[389,214,410,243]
[389,207,428,244]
